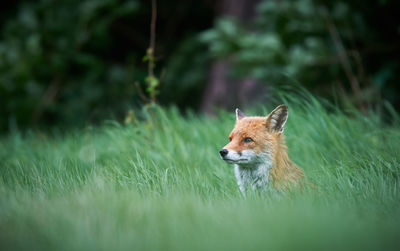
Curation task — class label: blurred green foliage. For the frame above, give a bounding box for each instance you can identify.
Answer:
[0,0,214,132]
[0,0,141,131]
[160,36,210,108]
[200,0,400,110]
[0,0,399,132]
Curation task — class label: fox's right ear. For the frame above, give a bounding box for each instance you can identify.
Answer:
[236,108,247,121]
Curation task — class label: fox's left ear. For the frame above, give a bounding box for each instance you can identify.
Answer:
[236,108,247,121]
[266,105,288,133]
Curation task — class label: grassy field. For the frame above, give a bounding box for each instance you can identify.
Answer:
[1,96,400,251]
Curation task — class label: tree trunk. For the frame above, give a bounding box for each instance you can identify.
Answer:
[201,0,267,114]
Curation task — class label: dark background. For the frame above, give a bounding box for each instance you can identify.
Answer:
[0,0,399,132]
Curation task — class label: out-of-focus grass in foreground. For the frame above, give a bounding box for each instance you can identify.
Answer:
[1,95,399,251]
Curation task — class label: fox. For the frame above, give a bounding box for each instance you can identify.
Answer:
[219,105,305,193]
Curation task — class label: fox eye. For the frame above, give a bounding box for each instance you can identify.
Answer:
[228,137,232,142]
[242,137,253,143]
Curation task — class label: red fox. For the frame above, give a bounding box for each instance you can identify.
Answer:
[220,105,305,193]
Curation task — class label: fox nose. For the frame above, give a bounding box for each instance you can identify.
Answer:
[219,149,228,157]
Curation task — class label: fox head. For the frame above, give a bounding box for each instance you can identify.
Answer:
[219,105,289,166]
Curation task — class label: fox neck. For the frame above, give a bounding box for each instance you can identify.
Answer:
[234,137,296,193]
[234,152,273,193]
[270,136,302,189]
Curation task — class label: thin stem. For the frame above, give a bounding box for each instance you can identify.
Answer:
[148,0,157,102]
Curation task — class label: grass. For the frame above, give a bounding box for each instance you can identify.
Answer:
[1,95,400,251]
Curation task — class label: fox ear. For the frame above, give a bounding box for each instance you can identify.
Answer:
[266,105,288,133]
[236,108,247,121]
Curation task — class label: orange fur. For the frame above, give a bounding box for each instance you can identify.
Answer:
[222,109,306,190]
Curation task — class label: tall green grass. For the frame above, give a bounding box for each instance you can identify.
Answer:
[1,96,399,251]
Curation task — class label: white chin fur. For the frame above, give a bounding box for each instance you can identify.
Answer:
[222,149,257,164]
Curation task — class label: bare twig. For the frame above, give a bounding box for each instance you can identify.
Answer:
[32,77,61,123]
[349,50,366,86]
[149,0,157,69]
[135,81,148,103]
[148,0,157,102]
